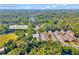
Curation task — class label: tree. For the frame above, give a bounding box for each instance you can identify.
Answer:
[61,46,79,55]
[7,48,22,55]
[28,41,62,55]
[25,28,36,41]
[4,40,17,54]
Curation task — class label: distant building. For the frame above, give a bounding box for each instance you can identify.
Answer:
[32,30,77,45]
[66,30,77,41]
[48,31,57,41]
[61,30,66,35]
[54,30,65,43]
[66,30,75,36]
[40,33,47,40]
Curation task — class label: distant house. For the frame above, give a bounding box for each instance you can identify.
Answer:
[66,30,77,41]
[66,30,75,36]
[40,33,47,40]
[61,30,66,35]
[32,30,77,45]
[48,31,57,41]
[54,30,65,43]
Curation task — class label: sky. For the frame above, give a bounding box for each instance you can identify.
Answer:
[0,4,79,9]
